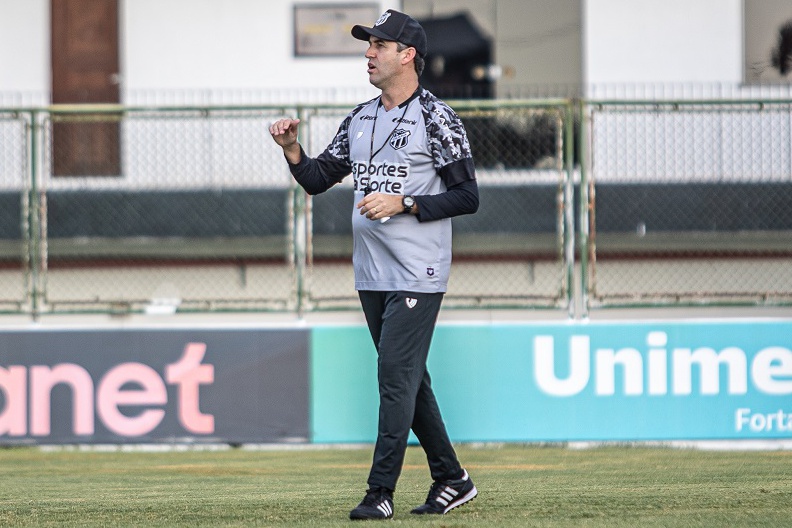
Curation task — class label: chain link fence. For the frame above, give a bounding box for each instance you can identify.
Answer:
[299,100,573,310]
[0,101,572,317]
[582,100,792,308]
[4,98,792,318]
[38,106,298,314]
[0,111,30,313]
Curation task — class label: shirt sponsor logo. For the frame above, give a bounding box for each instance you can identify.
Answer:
[353,160,409,194]
[392,117,417,125]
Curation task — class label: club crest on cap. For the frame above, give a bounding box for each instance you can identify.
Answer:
[375,12,391,26]
[351,9,428,57]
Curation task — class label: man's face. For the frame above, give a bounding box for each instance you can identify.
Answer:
[365,37,404,89]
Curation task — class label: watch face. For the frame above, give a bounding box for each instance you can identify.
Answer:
[403,196,415,207]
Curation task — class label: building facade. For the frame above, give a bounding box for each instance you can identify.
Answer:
[6,0,791,105]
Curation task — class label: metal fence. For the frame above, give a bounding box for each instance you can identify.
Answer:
[580,99,792,310]
[1,100,574,317]
[297,100,574,311]
[0,110,31,313]
[3,99,791,318]
[38,107,298,314]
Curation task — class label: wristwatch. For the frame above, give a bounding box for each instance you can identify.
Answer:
[402,195,415,214]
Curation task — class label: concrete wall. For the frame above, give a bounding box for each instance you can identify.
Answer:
[404,0,583,95]
[0,0,751,104]
[0,0,395,105]
[122,0,394,97]
[0,0,49,98]
[585,0,742,86]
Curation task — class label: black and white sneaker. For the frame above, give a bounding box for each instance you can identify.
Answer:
[349,488,394,520]
[410,469,477,515]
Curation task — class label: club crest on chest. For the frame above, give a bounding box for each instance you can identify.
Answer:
[389,129,411,150]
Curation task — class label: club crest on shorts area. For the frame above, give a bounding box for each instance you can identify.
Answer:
[405,297,418,309]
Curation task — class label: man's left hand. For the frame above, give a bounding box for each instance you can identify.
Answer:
[356,193,402,221]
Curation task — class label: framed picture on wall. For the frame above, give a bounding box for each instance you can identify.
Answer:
[294,3,379,56]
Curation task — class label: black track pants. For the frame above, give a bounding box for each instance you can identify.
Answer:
[358,290,462,492]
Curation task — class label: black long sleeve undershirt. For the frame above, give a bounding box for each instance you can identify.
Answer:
[288,145,348,196]
[288,145,479,222]
[414,179,479,222]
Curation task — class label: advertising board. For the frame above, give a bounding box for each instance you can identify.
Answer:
[312,321,792,442]
[0,329,309,444]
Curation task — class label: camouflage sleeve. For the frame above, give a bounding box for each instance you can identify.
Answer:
[289,102,369,194]
[421,93,476,186]
[324,98,374,159]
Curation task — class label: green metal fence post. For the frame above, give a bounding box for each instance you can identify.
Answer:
[564,100,576,318]
[27,110,43,320]
[293,106,309,317]
[578,101,590,319]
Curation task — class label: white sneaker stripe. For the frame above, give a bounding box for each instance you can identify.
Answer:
[442,485,478,514]
[377,501,392,517]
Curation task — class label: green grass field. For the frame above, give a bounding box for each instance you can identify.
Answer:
[1,444,790,527]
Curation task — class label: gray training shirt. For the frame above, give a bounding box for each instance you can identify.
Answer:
[289,88,477,293]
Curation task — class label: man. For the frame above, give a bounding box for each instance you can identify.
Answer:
[269,9,479,521]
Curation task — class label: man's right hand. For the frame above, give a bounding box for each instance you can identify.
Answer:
[269,118,302,164]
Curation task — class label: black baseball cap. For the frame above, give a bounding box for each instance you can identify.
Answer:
[351,9,428,57]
